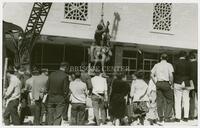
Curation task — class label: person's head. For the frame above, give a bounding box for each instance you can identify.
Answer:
[14,63,20,72]
[116,72,126,80]
[112,72,118,79]
[134,70,144,79]
[18,67,25,75]
[160,53,168,61]
[80,62,88,73]
[178,50,187,58]
[94,68,101,76]
[74,71,81,79]
[6,66,15,78]
[31,66,40,75]
[41,68,48,76]
[189,50,197,60]
[97,24,103,30]
[132,73,137,80]
[60,62,69,72]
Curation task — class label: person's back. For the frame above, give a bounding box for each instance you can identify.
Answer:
[190,60,197,89]
[70,79,87,104]
[112,79,129,95]
[46,62,70,125]
[69,72,87,125]
[6,74,21,106]
[48,70,68,95]
[32,74,48,101]
[174,59,190,85]
[152,60,173,81]
[91,75,107,94]
[131,79,149,101]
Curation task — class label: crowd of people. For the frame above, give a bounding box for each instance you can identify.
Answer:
[3,50,197,126]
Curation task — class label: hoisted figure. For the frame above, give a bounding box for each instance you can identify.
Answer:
[90,19,112,73]
[94,19,110,46]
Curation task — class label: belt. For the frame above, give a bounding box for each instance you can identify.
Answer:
[92,93,104,96]
[157,81,169,82]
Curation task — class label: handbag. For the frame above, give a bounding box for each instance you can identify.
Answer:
[132,101,149,114]
[126,96,134,117]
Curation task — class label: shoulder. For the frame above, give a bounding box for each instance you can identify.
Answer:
[81,81,87,88]
[167,62,174,68]
[151,63,158,70]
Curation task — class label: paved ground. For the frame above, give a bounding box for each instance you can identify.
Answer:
[21,116,198,126]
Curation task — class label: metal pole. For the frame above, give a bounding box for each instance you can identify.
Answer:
[3,58,8,90]
[101,3,104,20]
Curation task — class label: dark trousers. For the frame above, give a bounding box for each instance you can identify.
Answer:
[70,103,86,125]
[46,103,65,125]
[3,99,20,125]
[40,103,47,124]
[156,81,173,119]
[189,90,197,118]
[62,103,69,121]
[33,100,42,125]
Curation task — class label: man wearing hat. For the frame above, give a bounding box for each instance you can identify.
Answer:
[46,62,70,125]
[151,53,174,122]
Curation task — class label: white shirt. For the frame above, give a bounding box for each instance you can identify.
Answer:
[130,79,149,102]
[69,79,87,104]
[5,74,21,106]
[91,76,107,94]
[151,60,174,81]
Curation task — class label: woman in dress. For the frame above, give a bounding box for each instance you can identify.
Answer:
[110,72,130,125]
[130,70,149,125]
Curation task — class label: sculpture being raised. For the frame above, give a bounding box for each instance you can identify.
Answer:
[89,19,112,73]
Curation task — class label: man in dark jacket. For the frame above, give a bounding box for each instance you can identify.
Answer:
[173,51,192,122]
[189,50,198,120]
[46,62,70,125]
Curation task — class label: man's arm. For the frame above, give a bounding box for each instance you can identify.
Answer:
[104,79,108,101]
[64,75,70,96]
[169,64,174,86]
[169,72,174,85]
[151,64,157,84]
[130,81,135,98]
[5,81,15,99]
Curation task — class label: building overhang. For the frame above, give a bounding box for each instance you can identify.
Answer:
[36,35,196,54]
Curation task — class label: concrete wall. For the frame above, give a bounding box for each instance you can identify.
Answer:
[3,3,198,49]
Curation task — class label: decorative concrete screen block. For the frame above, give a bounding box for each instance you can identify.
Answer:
[153,3,172,31]
[64,3,88,22]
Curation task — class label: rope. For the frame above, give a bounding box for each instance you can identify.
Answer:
[101,3,104,20]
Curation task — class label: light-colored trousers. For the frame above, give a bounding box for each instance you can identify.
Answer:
[174,83,190,119]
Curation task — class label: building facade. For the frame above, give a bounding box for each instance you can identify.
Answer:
[3,3,198,76]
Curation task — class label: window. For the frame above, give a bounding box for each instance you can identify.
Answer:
[122,50,137,75]
[153,3,172,31]
[64,3,90,24]
[143,52,159,79]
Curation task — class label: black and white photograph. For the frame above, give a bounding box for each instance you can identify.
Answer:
[1,1,198,127]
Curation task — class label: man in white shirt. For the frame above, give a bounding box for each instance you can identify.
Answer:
[91,70,108,125]
[151,53,174,122]
[69,71,88,125]
[3,68,21,125]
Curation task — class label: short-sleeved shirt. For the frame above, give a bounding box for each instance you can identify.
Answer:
[69,79,87,104]
[91,76,108,94]
[151,60,174,81]
[32,74,48,100]
[130,79,149,102]
[5,74,21,106]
